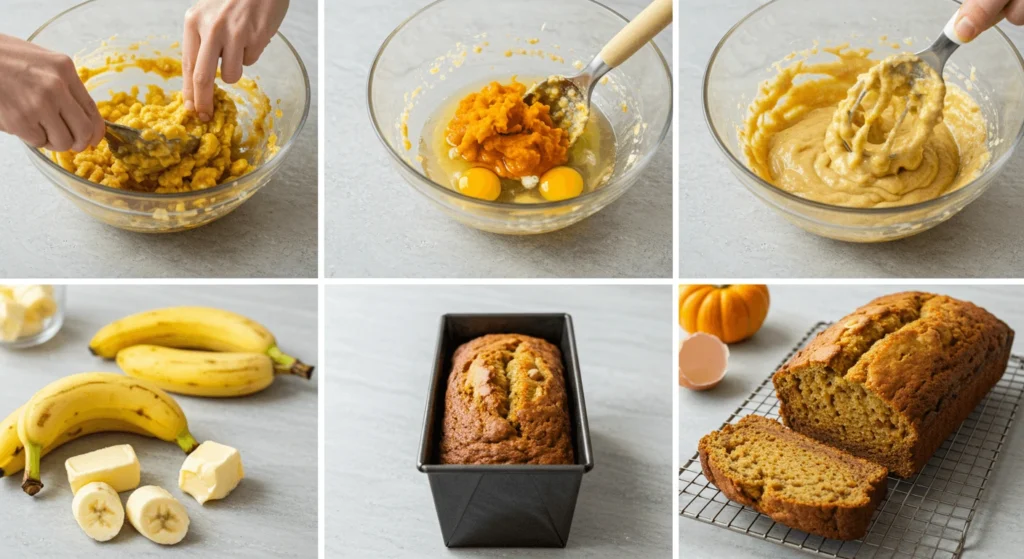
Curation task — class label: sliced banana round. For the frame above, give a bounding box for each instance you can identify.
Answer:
[126,486,190,545]
[72,482,125,542]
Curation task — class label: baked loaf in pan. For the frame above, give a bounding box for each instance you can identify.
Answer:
[774,292,1014,478]
[699,415,888,541]
[440,334,574,465]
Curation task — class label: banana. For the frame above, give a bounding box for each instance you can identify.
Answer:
[126,486,190,545]
[89,306,312,377]
[72,482,125,542]
[116,345,314,397]
[18,373,199,496]
[1,406,152,478]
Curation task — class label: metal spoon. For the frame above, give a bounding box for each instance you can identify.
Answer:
[523,0,673,146]
[104,121,200,164]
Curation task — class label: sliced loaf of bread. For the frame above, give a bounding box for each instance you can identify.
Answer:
[698,415,888,540]
[773,292,1013,477]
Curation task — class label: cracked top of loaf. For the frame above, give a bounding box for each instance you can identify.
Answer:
[776,292,1013,424]
[440,333,574,465]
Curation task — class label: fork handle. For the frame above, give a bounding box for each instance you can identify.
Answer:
[597,0,673,69]
[944,11,970,45]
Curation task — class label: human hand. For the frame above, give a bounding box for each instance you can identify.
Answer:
[182,0,289,122]
[0,34,104,152]
[955,0,1024,42]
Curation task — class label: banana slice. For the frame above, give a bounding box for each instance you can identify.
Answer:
[72,482,125,542]
[126,486,190,545]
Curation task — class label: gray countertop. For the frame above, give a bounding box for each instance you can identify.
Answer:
[0,0,318,279]
[0,285,318,557]
[325,0,673,279]
[679,0,1024,278]
[326,285,672,557]
[678,285,1024,558]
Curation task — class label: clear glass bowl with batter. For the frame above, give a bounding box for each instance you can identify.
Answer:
[369,0,672,235]
[23,0,310,234]
[704,0,1024,243]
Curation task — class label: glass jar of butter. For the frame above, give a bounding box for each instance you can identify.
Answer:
[0,285,66,349]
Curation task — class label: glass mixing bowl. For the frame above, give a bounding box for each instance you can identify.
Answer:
[24,0,310,234]
[369,0,672,235]
[704,0,1024,243]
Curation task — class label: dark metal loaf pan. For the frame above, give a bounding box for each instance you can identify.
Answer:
[418,313,594,548]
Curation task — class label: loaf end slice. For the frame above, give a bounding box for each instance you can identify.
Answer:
[698,415,888,541]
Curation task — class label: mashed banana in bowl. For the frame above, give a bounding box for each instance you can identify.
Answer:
[53,55,279,194]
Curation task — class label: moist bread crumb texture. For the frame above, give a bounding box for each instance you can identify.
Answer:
[774,292,1014,478]
[440,334,574,465]
[698,415,888,540]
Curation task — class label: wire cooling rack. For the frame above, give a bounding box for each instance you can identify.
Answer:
[679,322,1024,559]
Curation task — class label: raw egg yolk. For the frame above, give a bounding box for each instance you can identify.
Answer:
[539,167,584,201]
[457,168,502,201]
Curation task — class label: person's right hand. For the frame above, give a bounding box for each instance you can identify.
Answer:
[955,0,1024,42]
[0,34,105,152]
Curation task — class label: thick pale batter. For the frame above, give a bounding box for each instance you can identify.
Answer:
[54,56,279,194]
[741,47,989,209]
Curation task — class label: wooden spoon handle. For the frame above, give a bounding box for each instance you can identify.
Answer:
[597,0,673,69]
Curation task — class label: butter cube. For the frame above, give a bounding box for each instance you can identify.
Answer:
[13,285,57,319]
[19,311,45,338]
[0,300,26,342]
[66,444,141,494]
[179,441,244,505]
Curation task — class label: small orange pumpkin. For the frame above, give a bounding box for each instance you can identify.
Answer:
[679,285,770,344]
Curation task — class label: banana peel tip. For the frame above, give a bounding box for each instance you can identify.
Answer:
[22,478,42,496]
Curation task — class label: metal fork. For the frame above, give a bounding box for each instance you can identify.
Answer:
[104,121,200,161]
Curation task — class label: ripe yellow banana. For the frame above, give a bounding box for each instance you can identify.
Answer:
[0,406,151,478]
[89,306,312,377]
[116,345,314,397]
[18,373,199,496]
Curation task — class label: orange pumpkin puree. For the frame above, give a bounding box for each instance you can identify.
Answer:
[445,80,569,179]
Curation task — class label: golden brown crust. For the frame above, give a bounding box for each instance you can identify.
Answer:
[774,292,1014,477]
[698,416,887,541]
[440,334,574,465]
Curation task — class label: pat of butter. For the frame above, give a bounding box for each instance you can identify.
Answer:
[66,444,141,494]
[179,441,244,505]
[0,300,25,342]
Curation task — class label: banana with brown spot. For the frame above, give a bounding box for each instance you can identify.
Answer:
[116,345,314,397]
[89,306,312,377]
[0,405,151,478]
[18,373,199,496]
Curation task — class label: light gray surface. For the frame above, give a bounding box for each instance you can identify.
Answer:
[326,285,673,557]
[0,0,318,279]
[325,0,674,279]
[679,0,1024,278]
[678,285,1024,558]
[0,286,318,557]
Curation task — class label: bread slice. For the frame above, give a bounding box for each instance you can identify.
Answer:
[698,415,888,540]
